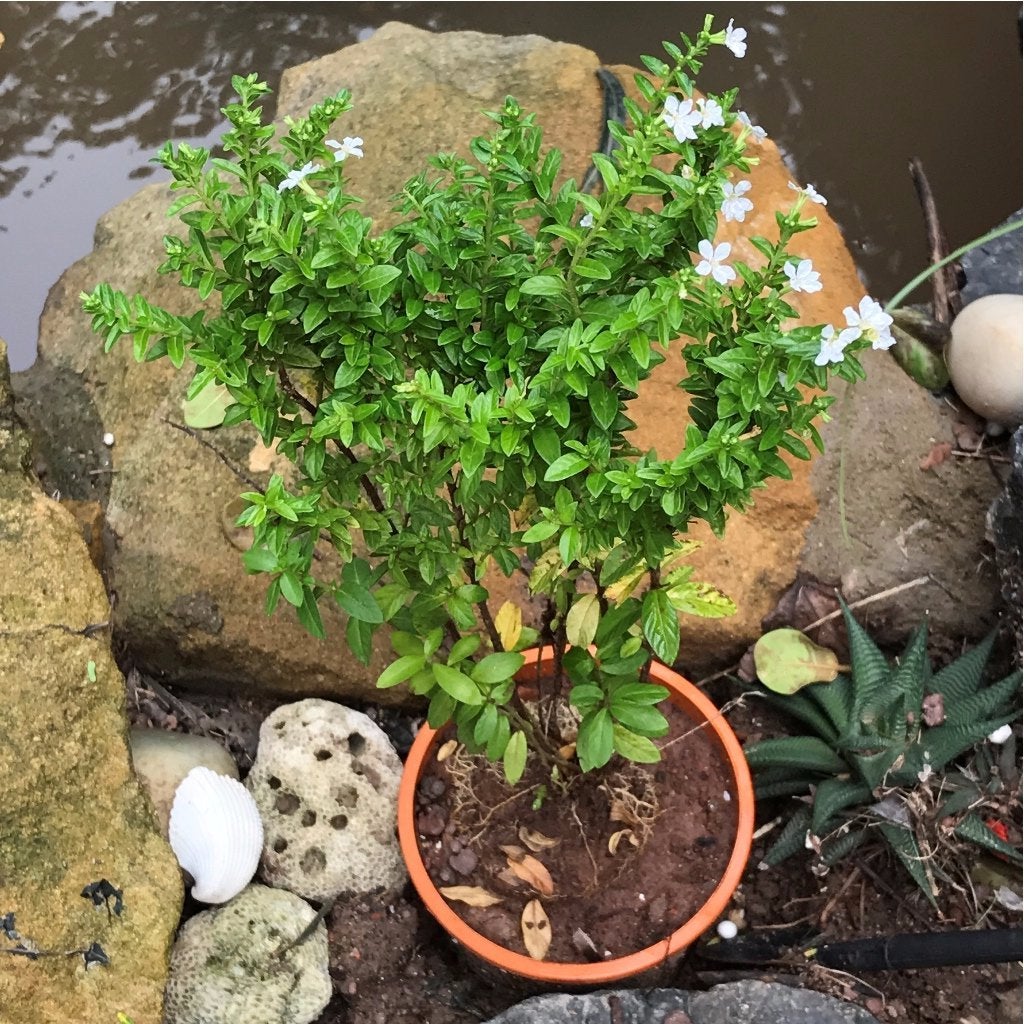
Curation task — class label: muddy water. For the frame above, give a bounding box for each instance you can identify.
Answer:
[0,2,1020,370]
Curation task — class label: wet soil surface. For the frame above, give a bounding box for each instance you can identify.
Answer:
[128,673,1022,1024]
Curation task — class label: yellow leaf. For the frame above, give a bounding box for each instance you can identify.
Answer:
[507,853,554,895]
[565,593,600,647]
[495,601,523,652]
[558,742,578,761]
[521,899,552,960]
[529,548,563,595]
[439,886,504,908]
[518,826,561,853]
[604,564,645,604]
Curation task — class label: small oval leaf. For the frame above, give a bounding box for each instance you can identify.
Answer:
[439,886,503,908]
[754,628,840,694]
[521,899,552,960]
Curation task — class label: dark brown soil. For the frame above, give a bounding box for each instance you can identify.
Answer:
[413,700,735,964]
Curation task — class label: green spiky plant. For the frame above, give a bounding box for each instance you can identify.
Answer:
[745,604,1021,905]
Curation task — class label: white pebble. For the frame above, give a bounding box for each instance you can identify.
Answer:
[716,920,738,940]
[988,724,1013,745]
[102,432,115,447]
[723,790,731,802]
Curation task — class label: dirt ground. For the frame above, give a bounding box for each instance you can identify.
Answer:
[127,672,1022,1024]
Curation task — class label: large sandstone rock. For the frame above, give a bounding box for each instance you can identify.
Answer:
[0,341,181,1024]
[13,22,1003,697]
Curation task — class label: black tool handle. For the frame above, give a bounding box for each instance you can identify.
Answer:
[815,928,1023,971]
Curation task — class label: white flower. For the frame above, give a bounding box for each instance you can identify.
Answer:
[737,111,767,143]
[988,724,1013,745]
[720,180,753,222]
[326,136,364,161]
[783,258,823,293]
[697,97,725,129]
[844,295,895,350]
[278,161,321,192]
[788,180,827,206]
[917,763,934,783]
[724,19,748,58]
[815,324,858,366]
[661,94,702,143]
[695,239,736,285]
[580,212,594,229]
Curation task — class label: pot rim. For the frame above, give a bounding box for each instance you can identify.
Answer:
[397,645,755,984]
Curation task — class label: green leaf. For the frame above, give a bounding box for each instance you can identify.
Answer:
[377,654,426,689]
[520,275,564,297]
[427,690,456,729]
[642,589,679,665]
[744,736,847,775]
[954,814,1023,866]
[432,663,484,705]
[609,702,669,737]
[588,381,618,430]
[503,730,527,784]
[754,629,841,694]
[181,382,233,429]
[336,582,383,624]
[666,581,737,618]
[879,823,938,906]
[810,778,872,835]
[565,593,600,647]
[612,724,661,763]
[578,708,614,771]
[471,652,525,686]
[346,617,374,666]
[544,454,590,482]
[574,257,612,281]
[279,572,304,608]
[521,521,559,543]
[448,635,482,665]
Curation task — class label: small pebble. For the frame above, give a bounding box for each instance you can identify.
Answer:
[449,848,478,876]
[416,805,446,837]
[722,790,731,802]
[716,920,738,940]
[102,432,115,447]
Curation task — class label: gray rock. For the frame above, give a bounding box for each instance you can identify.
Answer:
[164,884,331,1024]
[483,982,878,1024]
[247,700,405,900]
[960,210,1023,304]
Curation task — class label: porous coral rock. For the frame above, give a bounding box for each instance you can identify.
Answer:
[247,699,405,900]
[163,884,330,1024]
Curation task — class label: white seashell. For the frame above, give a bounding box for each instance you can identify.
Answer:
[169,766,264,904]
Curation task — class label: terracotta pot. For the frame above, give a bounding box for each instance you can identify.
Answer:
[397,645,756,984]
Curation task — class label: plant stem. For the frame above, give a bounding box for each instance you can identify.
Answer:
[886,219,1022,313]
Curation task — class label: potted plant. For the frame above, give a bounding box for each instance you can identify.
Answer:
[81,16,890,982]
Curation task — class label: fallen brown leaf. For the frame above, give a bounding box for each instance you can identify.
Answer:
[919,441,952,471]
[436,739,458,762]
[507,853,554,895]
[521,899,551,960]
[499,844,526,863]
[558,742,578,760]
[439,885,504,908]
[518,826,560,853]
[607,828,637,855]
[609,799,642,829]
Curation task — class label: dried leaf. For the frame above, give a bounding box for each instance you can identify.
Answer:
[608,828,635,855]
[921,692,945,727]
[439,886,504,908]
[507,853,554,895]
[436,739,458,762]
[499,844,526,863]
[558,742,577,760]
[609,799,641,828]
[521,899,551,960]
[571,927,602,962]
[495,601,523,652]
[518,827,560,853]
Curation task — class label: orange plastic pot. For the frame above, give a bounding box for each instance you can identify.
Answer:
[397,646,755,984]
